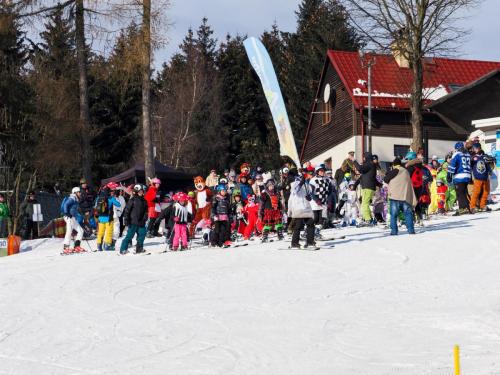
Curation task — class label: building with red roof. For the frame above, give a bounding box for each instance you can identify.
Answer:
[300,50,500,168]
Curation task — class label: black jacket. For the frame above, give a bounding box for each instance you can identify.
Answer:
[212,194,231,217]
[354,152,378,190]
[123,195,148,227]
[155,203,175,229]
[79,186,95,213]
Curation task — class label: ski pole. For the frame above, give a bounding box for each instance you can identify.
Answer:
[85,238,94,252]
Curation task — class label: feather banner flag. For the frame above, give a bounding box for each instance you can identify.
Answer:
[243,37,301,167]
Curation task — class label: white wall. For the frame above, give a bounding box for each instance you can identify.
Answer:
[308,137,356,169]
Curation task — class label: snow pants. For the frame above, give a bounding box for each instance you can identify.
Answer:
[243,214,258,239]
[120,225,147,251]
[455,182,470,210]
[97,222,113,245]
[172,223,188,249]
[291,217,314,246]
[389,199,415,235]
[212,220,230,247]
[470,179,489,210]
[63,216,84,246]
[361,188,375,221]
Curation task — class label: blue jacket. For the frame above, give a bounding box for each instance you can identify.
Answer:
[97,197,121,223]
[471,153,491,181]
[62,194,82,222]
[238,183,253,202]
[448,151,471,183]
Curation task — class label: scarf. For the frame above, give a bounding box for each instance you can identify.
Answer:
[174,202,189,223]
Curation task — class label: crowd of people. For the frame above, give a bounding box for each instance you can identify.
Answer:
[2,137,495,254]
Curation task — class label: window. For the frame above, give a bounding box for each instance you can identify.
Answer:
[394,144,410,158]
[322,101,331,125]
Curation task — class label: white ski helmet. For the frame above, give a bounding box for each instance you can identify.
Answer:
[133,184,144,192]
[71,187,80,194]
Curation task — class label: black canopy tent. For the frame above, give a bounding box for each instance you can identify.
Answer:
[101,160,194,190]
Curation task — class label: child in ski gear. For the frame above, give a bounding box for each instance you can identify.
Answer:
[144,178,162,237]
[113,188,127,241]
[470,143,491,212]
[120,184,149,254]
[20,191,39,240]
[243,194,259,240]
[287,174,315,248]
[372,175,387,223]
[309,164,331,236]
[231,190,246,236]
[171,192,192,251]
[405,151,426,223]
[447,142,472,215]
[211,184,232,247]
[236,173,253,203]
[0,193,10,238]
[155,197,175,248]
[62,187,85,253]
[383,158,417,235]
[259,179,284,242]
[95,183,121,251]
[342,181,359,227]
[436,179,448,214]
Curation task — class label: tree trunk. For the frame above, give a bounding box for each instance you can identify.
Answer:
[141,0,155,181]
[75,0,92,185]
[410,56,424,152]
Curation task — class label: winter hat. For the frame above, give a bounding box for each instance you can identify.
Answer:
[233,189,241,197]
[219,177,228,184]
[314,164,326,173]
[472,143,481,150]
[188,191,195,198]
[404,151,417,161]
[348,180,355,187]
[344,172,351,179]
[371,154,379,161]
[436,179,443,185]
[393,157,402,166]
[216,184,227,192]
[265,179,276,188]
[431,155,438,161]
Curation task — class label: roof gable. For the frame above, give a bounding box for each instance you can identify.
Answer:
[327,50,500,110]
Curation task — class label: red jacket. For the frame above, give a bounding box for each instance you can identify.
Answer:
[144,186,159,218]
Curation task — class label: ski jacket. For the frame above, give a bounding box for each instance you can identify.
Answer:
[155,203,175,230]
[383,166,417,206]
[287,180,313,219]
[97,197,121,223]
[309,175,331,210]
[62,194,81,219]
[212,194,231,221]
[237,182,253,202]
[259,190,282,218]
[123,195,148,227]
[231,201,244,219]
[448,151,472,183]
[173,202,192,225]
[471,153,491,181]
[113,195,126,219]
[144,186,160,219]
[354,152,378,190]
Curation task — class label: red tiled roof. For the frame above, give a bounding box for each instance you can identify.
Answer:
[327,50,500,109]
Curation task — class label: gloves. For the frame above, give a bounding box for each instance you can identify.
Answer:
[305,194,312,201]
[315,199,322,206]
[446,172,453,184]
[174,216,180,223]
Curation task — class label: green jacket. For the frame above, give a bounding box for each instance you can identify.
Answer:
[0,202,9,219]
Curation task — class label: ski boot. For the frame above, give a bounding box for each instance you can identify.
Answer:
[135,246,145,254]
[277,228,284,241]
[223,240,232,248]
[73,240,85,253]
[97,243,103,252]
[105,241,116,251]
[261,229,270,243]
[62,245,74,255]
[314,226,322,240]
[289,242,301,250]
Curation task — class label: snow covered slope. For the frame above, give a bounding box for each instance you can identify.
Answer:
[1,212,500,375]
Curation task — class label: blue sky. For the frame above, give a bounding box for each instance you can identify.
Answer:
[153,0,500,69]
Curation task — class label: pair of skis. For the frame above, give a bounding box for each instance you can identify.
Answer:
[277,235,346,251]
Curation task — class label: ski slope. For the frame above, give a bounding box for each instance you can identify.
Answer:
[1,212,500,375]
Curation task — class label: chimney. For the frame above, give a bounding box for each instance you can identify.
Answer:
[391,28,410,68]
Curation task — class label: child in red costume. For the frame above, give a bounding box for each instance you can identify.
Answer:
[436,179,448,214]
[243,194,259,240]
[144,177,161,237]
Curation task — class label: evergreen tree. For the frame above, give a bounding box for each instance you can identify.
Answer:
[283,0,361,146]
[28,4,80,189]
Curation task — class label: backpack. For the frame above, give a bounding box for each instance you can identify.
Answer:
[411,167,423,188]
[60,196,70,216]
[94,193,109,217]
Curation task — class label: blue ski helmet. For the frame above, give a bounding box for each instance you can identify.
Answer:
[216,184,227,192]
[405,151,417,161]
[454,141,464,150]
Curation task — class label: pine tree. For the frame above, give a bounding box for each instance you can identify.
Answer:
[283,0,361,147]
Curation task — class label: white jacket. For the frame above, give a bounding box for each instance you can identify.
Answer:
[113,195,126,218]
[287,180,313,219]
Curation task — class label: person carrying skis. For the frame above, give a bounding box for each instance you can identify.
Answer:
[447,142,472,215]
[171,192,192,251]
[211,184,232,247]
[61,187,85,254]
[95,182,121,251]
[259,179,284,242]
[469,143,491,212]
[287,174,315,249]
[120,184,148,254]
